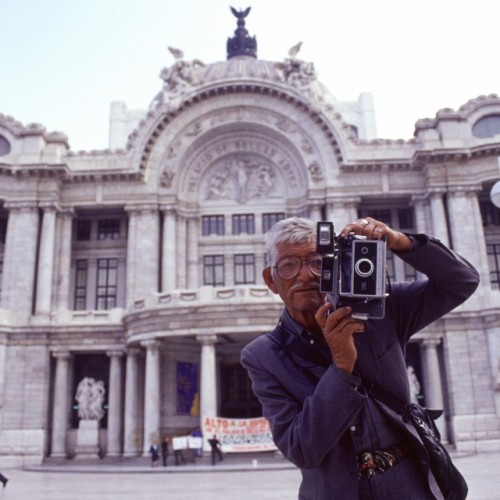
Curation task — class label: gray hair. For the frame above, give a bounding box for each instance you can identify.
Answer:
[264,217,316,266]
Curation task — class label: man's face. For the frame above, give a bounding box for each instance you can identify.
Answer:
[263,240,324,325]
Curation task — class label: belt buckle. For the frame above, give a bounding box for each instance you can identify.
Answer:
[358,450,397,479]
[358,452,377,478]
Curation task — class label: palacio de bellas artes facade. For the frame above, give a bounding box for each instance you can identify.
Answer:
[0,7,499,466]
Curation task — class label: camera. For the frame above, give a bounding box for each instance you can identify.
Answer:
[316,221,388,320]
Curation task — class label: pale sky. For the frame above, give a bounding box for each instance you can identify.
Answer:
[1,0,499,151]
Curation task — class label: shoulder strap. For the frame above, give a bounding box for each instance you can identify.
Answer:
[360,376,407,415]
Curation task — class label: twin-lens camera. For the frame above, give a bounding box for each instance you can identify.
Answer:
[316,221,388,320]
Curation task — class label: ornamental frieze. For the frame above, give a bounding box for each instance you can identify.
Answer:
[156,106,323,192]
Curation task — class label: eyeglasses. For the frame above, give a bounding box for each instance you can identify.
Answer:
[271,255,322,280]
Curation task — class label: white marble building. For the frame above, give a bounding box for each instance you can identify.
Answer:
[0,11,499,466]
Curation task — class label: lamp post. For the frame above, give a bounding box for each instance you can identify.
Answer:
[491,181,500,208]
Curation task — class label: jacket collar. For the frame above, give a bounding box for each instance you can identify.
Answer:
[271,309,332,368]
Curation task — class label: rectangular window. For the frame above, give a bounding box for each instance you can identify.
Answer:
[0,217,7,244]
[96,258,118,309]
[487,243,500,290]
[74,259,88,310]
[76,220,91,241]
[97,219,121,240]
[262,212,285,233]
[203,255,225,286]
[202,215,225,236]
[397,208,414,230]
[480,200,500,226]
[232,214,255,235]
[234,254,255,284]
[367,209,392,225]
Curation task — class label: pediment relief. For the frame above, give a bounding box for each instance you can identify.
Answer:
[175,135,309,204]
[202,155,283,204]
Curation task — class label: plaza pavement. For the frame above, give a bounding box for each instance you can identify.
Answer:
[0,450,498,499]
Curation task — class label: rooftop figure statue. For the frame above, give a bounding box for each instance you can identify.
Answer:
[227,6,257,59]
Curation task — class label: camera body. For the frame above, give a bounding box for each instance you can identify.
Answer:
[316,221,387,320]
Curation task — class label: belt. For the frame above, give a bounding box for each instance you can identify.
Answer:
[357,444,412,478]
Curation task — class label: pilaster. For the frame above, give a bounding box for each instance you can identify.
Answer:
[123,347,142,457]
[50,351,72,458]
[197,334,218,450]
[106,350,124,457]
[141,340,161,455]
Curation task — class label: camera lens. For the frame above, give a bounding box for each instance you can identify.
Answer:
[355,258,374,277]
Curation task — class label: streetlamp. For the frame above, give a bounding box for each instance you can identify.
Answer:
[491,181,500,208]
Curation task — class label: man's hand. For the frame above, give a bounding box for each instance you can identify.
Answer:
[340,217,412,252]
[315,304,364,374]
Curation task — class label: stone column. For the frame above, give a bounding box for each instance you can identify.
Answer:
[197,335,218,451]
[161,207,177,292]
[51,351,71,457]
[410,195,428,234]
[447,186,490,287]
[421,339,447,440]
[427,189,449,246]
[308,204,323,221]
[0,335,7,408]
[186,216,199,289]
[54,210,74,311]
[125,209,138,306]
[35,204,58,314]
[141,340,161,455]
[106,350,124,457]
[176,215,187,289]
[123,347,142,457]
[325,197,360,227]
[1,203,39,315]
[126,205,160,306]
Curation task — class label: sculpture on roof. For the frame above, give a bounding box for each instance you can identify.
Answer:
[159,47,205,95]
[227,6,257,59]
[288,41,303,59]
[276,42,318,92]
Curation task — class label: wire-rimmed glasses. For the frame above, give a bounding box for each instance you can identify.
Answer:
[271,255,322,280]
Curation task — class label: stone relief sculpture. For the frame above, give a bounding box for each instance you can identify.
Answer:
[275,42,317,89]
[204,157,277,203]
[150,47,205,110]
[75,377,106,421]
[160,47,205,95]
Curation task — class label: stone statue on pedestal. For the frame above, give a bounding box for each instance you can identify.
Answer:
[74,377,106,459]
[75,377,106,421]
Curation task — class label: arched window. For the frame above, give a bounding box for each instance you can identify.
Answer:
[472,115,500,138]
[0,135,10,156]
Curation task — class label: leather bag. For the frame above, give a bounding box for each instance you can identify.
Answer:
[406,403,468,500]
[364,380,468,500]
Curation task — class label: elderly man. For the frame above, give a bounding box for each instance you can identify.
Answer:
[241,216,479,499]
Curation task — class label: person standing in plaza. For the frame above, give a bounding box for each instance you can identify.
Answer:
[0,472,7,488]
[161,435,169,466]
[241,216,479,499]
[191,426,203,458]
[149,439,159,468]
[208,435,223,465]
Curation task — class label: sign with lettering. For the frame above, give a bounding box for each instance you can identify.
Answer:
[202,416,277,453]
